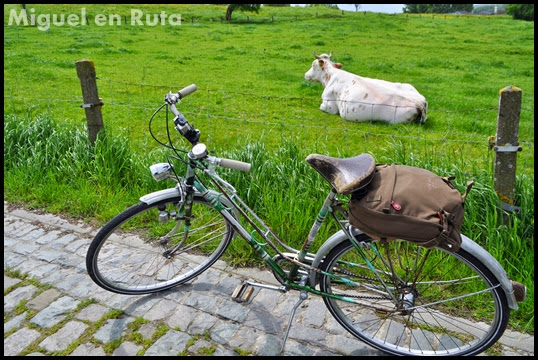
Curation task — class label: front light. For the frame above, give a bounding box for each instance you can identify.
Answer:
[150,163,174,182]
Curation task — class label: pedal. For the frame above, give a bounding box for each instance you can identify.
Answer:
[231,283,254,303]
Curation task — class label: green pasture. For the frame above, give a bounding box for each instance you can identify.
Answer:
[4,4,534,333]
[4,5,534,158]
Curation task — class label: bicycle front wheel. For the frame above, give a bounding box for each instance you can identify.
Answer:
[319,235,509,356]
[86,196,234,295]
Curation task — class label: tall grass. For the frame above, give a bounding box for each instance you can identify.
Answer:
[3,113,533,333]
[4,114,164,220]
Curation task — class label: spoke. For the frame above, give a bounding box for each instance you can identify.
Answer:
[407,284,501,311]
[173,228,229,254]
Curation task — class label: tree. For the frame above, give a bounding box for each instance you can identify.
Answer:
[354,4,361,12]
[225,4,260,21]
[506,4,534,21]
[306,4,340,10]
[403,4,473,14]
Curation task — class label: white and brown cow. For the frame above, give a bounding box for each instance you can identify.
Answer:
[305,51,428,124]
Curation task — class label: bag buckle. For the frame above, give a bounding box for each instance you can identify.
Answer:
[439,229,450,242]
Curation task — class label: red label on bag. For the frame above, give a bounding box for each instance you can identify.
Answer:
[391,201,402,211]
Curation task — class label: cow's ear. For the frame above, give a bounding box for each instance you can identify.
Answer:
[334,63,342,69]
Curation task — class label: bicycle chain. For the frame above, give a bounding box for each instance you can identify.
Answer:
[334,266,388,284]
[336,293,390,301]
[273,256,394,301]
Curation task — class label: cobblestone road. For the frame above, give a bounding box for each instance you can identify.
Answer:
[4,202,534,356]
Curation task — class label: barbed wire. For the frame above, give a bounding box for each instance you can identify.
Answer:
[4,75,535,113]
[4,93,534,141]
[4,77,534,168]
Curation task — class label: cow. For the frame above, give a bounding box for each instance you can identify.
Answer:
[304,51,428,124]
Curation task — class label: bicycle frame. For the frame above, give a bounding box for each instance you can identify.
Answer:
[167,154,397,305]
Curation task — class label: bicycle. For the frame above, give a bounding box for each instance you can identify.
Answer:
[86,84,526,356]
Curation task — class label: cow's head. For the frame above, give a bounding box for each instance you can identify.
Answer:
[305,51,342,82]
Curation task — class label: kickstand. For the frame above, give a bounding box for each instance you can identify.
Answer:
[280,275,309,355]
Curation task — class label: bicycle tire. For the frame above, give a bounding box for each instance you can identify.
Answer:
[319,235,509,356]
[86,196,234,295]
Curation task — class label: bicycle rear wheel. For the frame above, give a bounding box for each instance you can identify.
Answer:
[319,235,509,356]
[86,196,234,294]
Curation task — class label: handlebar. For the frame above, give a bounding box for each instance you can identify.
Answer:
[165,84,200,145]
[165,84,198,105]
[163,85,251,172]
[218,158,252,172]
[177,84,197,99]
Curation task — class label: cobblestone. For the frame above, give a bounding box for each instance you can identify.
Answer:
[112,342,142,356]
[4,202,535,356]
[27,288,62,311]
[29,296,80,328]
[144,330,191,356]
[75,303,110,322]
[39,321,88,352]
[4,327,41,356]
[4,285,38,312]
[69,343,106,356]
[93,316,135,343]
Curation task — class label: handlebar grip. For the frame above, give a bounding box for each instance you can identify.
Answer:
[177,84,197,99]
[220,158,251,172]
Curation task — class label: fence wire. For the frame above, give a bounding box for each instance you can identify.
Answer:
[4,76,534,175]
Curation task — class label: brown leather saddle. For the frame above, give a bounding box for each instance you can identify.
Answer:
[306,153,376,195]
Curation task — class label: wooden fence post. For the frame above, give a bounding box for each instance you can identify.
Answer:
[493,85,522,217]
[76,59,104,145]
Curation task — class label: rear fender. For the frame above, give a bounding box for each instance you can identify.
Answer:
[309,229,519,310]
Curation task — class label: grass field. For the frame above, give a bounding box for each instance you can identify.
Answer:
[4,4,534,334]
[4,5,534,155]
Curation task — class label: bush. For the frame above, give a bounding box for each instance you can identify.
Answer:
[507,4,534,21]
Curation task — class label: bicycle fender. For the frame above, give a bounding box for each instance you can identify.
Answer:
[139,187,239,218]
[309,230,519,310]
[309,229,353,288]
[460,234,519,310]
[140,187,183,205]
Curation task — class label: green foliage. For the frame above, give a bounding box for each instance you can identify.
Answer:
[225,4,260,21]
[306,4,340,10]
[507,4,534,21]
[3,114,162,220]
[404,4,473,14]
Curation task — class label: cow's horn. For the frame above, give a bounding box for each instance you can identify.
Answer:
[313,51,320,59]
[329,50,333,58]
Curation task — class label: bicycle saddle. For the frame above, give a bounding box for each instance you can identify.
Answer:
[306,153,376,195]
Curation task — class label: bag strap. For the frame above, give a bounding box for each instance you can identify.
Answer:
[443,177,474,203]
[462,180,474,202]
[382,164,398,213]
[420,210,460,249]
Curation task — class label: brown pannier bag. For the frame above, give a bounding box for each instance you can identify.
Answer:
[348,164,473,252]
